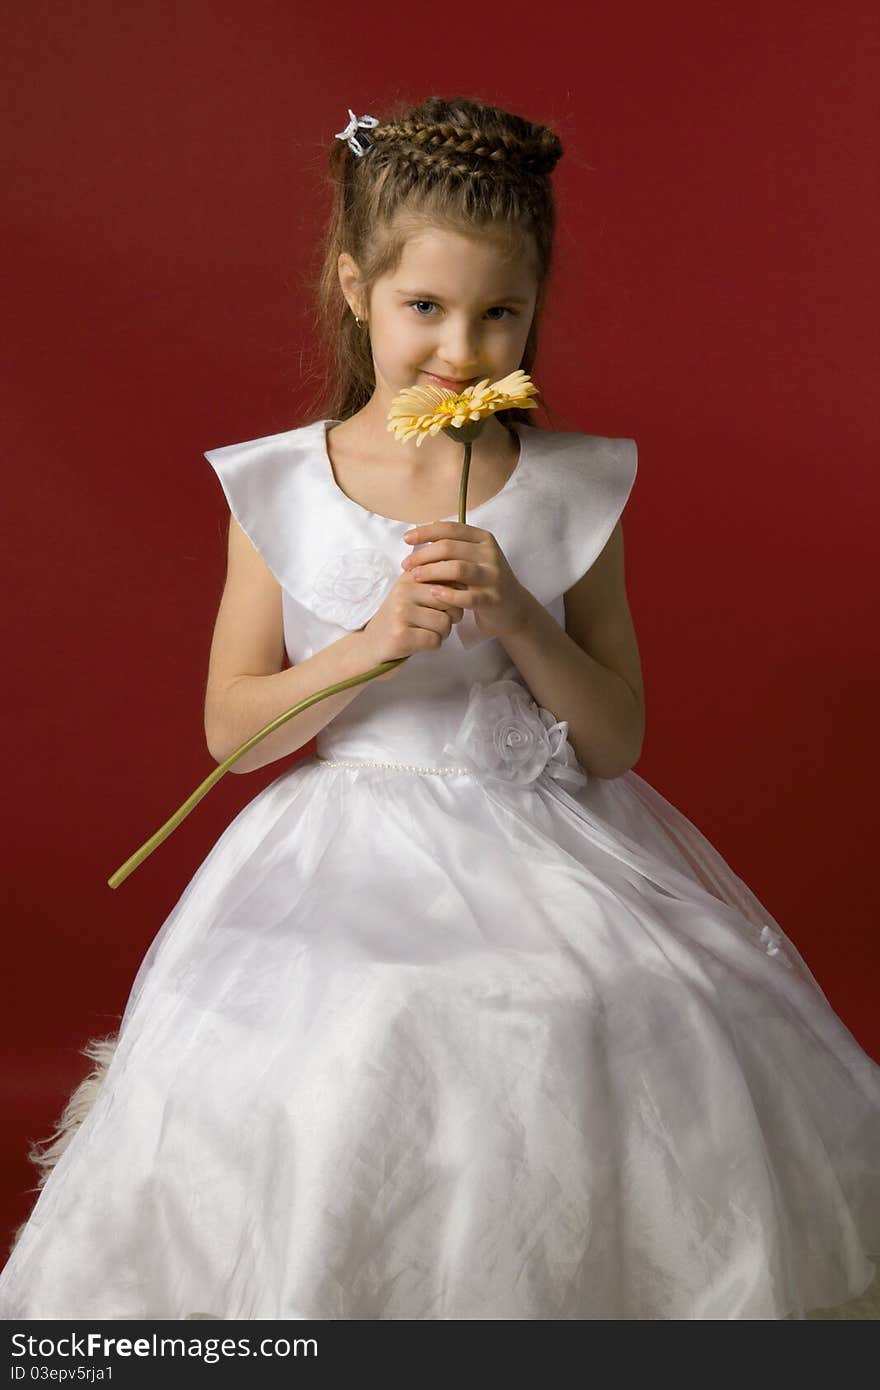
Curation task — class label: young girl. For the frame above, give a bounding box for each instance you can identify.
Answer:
[2,95,878,1322]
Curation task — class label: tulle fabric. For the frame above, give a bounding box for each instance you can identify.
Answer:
[2,756,877,1320]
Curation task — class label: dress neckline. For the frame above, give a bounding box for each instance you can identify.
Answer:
[318,418,529,528]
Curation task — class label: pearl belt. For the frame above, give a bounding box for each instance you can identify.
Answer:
[314,753,471,776]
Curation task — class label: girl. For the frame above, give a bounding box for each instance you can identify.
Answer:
[2,95,878,1322]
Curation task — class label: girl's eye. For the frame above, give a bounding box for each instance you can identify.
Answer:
[406,301,514,320]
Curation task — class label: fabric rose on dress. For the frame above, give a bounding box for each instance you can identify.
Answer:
[310,548,398,630]
[442,672,588,789]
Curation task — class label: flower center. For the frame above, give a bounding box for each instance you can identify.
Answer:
[437,396,469,416]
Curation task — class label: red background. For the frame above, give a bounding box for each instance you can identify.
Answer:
[2,0,878,1254]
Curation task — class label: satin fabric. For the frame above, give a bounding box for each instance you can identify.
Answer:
[1,420,877,1319]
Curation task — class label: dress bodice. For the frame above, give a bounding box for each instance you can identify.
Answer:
[204,417,637,767]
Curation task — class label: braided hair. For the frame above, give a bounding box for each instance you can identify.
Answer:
[307,96,564,427]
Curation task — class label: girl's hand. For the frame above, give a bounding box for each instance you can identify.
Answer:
[358,570,465,681]
[400,521,529,642]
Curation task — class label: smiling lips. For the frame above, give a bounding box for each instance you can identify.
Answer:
[422,371,478,389]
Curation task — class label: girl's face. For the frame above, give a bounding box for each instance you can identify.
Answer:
[344,223,539,414]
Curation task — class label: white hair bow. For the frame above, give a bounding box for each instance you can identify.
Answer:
[334,108,379,157]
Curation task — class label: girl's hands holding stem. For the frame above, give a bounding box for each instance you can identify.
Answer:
[359,565,465,681]
[399,521,530,645]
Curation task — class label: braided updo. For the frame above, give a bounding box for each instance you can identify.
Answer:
[308,96,564,426]
[370,109,563,179]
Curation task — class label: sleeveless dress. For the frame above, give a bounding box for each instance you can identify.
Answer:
[1,417,878,1321]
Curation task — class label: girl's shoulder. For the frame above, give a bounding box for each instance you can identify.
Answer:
[203,418,337,604]
[203,417,328,488]
[204,417,330,517]
[508,423,638,606]
[514,422,638,544]
[519,420,637,478]
[538,423,637,508]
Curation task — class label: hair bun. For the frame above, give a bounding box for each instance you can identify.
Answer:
[518,129,563,177]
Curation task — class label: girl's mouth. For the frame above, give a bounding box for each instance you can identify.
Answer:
[421,372,478,390]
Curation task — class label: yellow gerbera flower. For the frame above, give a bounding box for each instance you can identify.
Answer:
[387,368,539,446]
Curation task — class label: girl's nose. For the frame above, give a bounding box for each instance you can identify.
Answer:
[439,327,479,375]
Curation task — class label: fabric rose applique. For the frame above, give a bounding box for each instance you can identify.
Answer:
[442,672,588,789]
[310,548,398,630]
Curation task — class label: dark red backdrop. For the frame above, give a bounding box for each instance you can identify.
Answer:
[2,0,878,1253]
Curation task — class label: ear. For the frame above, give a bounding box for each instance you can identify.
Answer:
[337,252,366,318]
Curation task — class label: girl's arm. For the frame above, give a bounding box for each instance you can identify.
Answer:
[501,521,645,780]
[207,633,375,774]
[204,516,372,774]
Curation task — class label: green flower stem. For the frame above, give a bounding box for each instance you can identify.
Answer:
[458,437,472,520]
[107,438,474,890]
[107,655,406,889]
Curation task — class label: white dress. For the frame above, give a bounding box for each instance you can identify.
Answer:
[1,417,878,1321]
